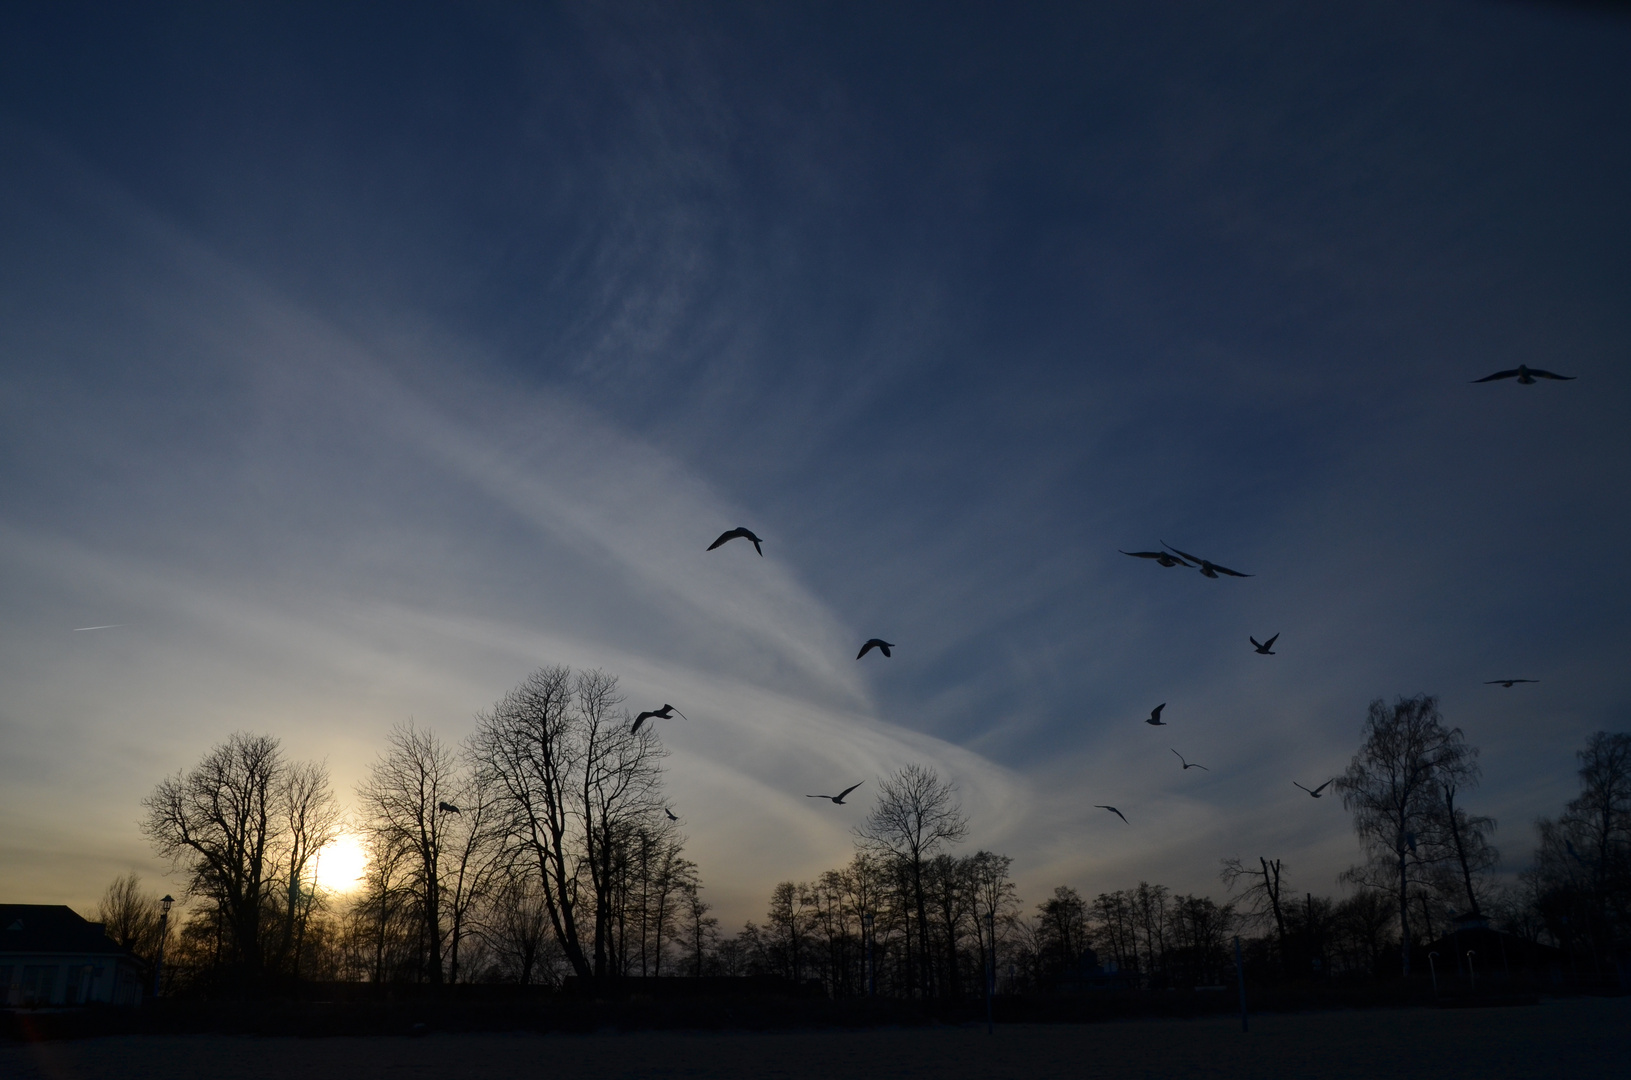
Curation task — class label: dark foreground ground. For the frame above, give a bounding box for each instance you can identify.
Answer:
[3,996,1627,1080]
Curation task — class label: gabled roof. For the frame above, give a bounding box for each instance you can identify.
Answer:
[0,904,129,956]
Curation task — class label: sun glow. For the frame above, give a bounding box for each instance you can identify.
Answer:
[314,832,369,893]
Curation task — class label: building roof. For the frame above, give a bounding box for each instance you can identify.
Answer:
[0,904,129,956]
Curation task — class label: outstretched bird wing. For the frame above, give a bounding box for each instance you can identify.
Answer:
[857,641,877,659]
[1207,561,1252,578]
[632,710,657,734]
[1262,633,1279,650]
[706,528,741,550]
[1095,805,1129,824]
[836,782,864,801]
[1472,368,1522,383]
[1160,542,1205,566]
[1121,550,1191,565]
[1311,779,1333,795]
[1527,368,1575,380]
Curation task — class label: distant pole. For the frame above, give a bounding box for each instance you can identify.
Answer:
[1233,936,1247,1033]
[985,911,995,1035]
[863,912,875,998]
[1466,951,1477,994]
[153,895,175,1000]
[1428,952,1440,999]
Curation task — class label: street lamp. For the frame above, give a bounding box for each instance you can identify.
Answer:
[154,895,174,999]
[862,912,875,998]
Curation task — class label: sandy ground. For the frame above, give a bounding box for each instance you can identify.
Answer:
[4,997,1627,1080]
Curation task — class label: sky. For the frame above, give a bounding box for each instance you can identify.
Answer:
[2,1,1629,928]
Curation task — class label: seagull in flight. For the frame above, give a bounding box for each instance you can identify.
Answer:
[707,527,764,555]
[1161,542,1252,579]
[632,704,688,734]
[71,625,124,632]
[1485,679,1538,688]
[857,639,895,659]
[1251,634,1279,655]
[664,808,679,822]
[1472,365,1575,385]
[1144,703,1168,726]
[807,782,865,805]
[1120,550,1193,568]
[437,801,461,814]
[1293,780,1334,798]
[1095,805,1129,824]
[1172,749,1209,771]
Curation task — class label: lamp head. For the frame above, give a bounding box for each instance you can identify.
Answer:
[160,895,175,915]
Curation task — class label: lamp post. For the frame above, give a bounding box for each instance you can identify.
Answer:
[1428,951,1440,999]
[984,911,995,1035]
[1466,950,1477,994]
[154,895,174,999]
[862,912,875,998]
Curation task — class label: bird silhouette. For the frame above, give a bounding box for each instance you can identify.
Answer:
[1251,634,1279,655]
[1144,703,1168,726]
[1095,805,1129,824]
[857,639,895,659]
[1171,749,1209,771]
[807,782,865,805]
[438,801,461,814]
[1161,542,1252,579]
[707,527,764,555]
[631,704,688,734]
[1472,365,1575,385]
[1120,549,1193,568]
[1293,780,1333,798]
[664,808,679,822]
[1485,679,1538,688]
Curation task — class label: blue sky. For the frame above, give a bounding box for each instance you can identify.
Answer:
[2,1,1629,924]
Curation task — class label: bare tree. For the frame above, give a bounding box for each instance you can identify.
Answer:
[471,665,670,983]
[1428,738,1498,918]
[97,873,165,972]
[1335,694,1462,976]
[856,763,968,997]
[357,722,462,985]
[276,759,342,978]
[1220,856,1290,959]
[141,732,284,987]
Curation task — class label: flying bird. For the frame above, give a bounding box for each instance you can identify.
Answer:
[71,625,124,632]
[437,801,461,814]
[1293,780,1334,798]
[1095,805,1129,824]
[857,639,895,659]
[664,808,679,822]
[1161,542,1252,579]
[631,704,689,734]
[1144,703,1168,726]
[807,782,865,805]
[1250,634,1279,655]
[1171,749,1209,771]
[1471,365,1575,385]
[707,527,764,555]
[1485,679,1538,688]
[1120,549,1193,568]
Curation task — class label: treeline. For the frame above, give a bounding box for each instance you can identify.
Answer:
[111,676,1628,998]
[127,666,704,994]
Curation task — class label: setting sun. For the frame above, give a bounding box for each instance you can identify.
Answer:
[313,833,369,894]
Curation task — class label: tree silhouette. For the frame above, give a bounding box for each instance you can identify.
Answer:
[855,763,969,998]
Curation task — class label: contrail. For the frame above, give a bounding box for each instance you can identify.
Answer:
[71,624,124,631]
